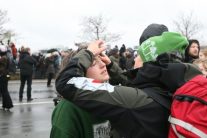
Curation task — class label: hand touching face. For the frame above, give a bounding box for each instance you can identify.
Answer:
[87,40,106,56]
[86,56,109,82]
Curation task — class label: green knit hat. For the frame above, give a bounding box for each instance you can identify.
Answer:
[137,32,189,62]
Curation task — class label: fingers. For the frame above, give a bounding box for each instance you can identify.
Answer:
[87,40,106,56]
[99,53,111,65]
[97,40,104,48]
[97,40,106,53]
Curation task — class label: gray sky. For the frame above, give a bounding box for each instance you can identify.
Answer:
[1,0,207,52]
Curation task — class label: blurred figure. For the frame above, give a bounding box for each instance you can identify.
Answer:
[119,44,126,70]
[108,47,119,65]
[52,51,61,75]
[35,53,46,79]
[193,59,207,77]
[9,42,17,60]
[125,48,135,70]
[199,47,207,60]
[184,39,200,63]
[60,49,74,70]
[107,47,120,85]
[45,53,56,87]
[0,44,13,111]
[19,47,37,102]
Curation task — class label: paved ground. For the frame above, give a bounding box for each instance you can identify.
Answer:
[0,80,56,138]
[0,100,54,138]
[0,79,110,138]
[8,79,57,102]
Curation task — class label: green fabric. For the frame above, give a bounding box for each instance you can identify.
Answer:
[50,99,94,138]
[138,32,189,62]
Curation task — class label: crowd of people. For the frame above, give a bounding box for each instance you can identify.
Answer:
[1,23,207,137]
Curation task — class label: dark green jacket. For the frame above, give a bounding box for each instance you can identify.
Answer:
[50,99,94,138]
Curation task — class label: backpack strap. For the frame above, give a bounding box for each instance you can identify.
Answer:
[171,123,185,138]
[143,88,172,110]
[169,116,207,138]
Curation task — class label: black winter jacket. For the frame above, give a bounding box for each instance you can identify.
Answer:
[19,52,36,76]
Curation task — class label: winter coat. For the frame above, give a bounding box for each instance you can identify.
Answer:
[50,99,95,138]
[19,52,37,76]
[0,54,9,76]
[45,56,56,75]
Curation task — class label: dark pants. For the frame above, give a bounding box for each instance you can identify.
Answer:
[0,75,13,109]
[47,73,54,86]
[19,74,32,99]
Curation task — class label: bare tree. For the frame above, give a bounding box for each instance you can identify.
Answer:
[0,10,16,44]
[80,14,121,43]
[3,30,16,44]
[173,12,202,39]
[0,10,8,36]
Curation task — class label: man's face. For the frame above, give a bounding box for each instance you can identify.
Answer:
[189,42,199,57]
[86,56,109,82]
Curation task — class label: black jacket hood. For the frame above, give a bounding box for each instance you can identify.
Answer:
[184,39,200,63]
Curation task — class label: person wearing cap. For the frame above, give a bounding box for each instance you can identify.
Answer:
[55,31,202,137]
[139,23,169,45]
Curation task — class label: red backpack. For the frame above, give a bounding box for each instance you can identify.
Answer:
[168,75,207,138]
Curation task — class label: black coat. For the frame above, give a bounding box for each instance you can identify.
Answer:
[19,52,37,76]
[0,54,9,76]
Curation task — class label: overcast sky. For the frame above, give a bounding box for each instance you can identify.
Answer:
[1,0,207,52]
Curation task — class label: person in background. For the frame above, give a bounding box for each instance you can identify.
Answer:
[19,47,37,102]
[108,47,120,85]
[108,47,119,66]
[193,59,207,77]
[0,44,13,111]
[53,51,61,75]
[199,47,207,60]
[59,49,73,72]
[9,42,17,60]
[125,48,135,70]
[184,39,200,63]
[119,44,126,70]
[35,53,46,79]
[45,53,56,87]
